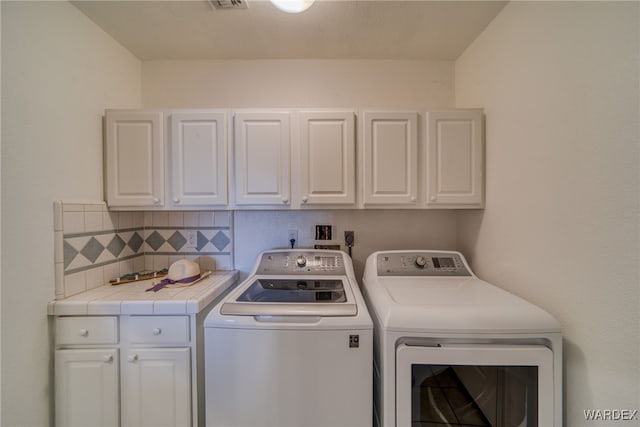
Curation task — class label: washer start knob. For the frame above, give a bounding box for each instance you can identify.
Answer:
[415,256,427,269]
[296,255,307,268]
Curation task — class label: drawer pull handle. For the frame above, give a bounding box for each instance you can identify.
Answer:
[128,354,138,362]
[79,329,89,337]
[152,328,162,335]
[103,354,114,363]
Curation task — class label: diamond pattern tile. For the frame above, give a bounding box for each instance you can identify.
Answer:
[196,231,209,251]
[63,224,231,277]
[211,231,230,251]
[81,237,105,263]
[63,241,79,269]
[107,235,126,257]
[146,231,165,251]
[168,231,187,251]
[128,232,144,252]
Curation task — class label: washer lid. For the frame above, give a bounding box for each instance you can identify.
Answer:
[220,276,357,316]
[366,276,561,334]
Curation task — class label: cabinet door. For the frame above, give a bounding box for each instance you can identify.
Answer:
[105,111,164,207]
[426,110,483,207]
[234,112,291,206]
[55,349,119,427]
[362,111,418,205]
[122,348,191,427]
[170,112,228,206]
[299,111,355,206]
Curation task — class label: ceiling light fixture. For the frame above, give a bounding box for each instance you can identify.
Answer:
[270,0,315,13]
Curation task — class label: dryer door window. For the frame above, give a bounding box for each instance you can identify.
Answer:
[396,344,554,427]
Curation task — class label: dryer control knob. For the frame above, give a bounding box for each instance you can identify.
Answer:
[415,256,427,268]
[296,255,307,268]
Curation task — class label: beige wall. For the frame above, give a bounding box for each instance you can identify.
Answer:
[1,2,141,424]
[455,2,639,425]
[142,59,453,108]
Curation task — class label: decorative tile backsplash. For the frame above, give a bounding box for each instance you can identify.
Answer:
[54,201,233,299]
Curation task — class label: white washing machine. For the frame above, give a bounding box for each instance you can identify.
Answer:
[362,250,562,427]
[204,249,372,427]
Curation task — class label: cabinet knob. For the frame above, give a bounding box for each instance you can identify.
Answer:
[103,354,114,363]
[410,196,417,202]
[79,329,89,337]
[301,197,308,204]
[152,328,162,336]
[173,198,180,204]
[128,354,138,362]
[282,198,289,204]
[153,198,161,204]
[430,196,437,202]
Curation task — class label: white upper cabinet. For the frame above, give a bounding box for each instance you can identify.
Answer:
[105,111,164,207]
[426,110,484,208]
[234,111,291,206]
[103,108,484,210]
[298,111,356,206]
[170,111,228,207]
[361,111,418,205]
[105,109,229,210]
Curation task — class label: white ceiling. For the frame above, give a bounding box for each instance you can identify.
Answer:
[72,0,507,60]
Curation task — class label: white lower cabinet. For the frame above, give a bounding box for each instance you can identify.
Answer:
[55,349,119,427]
[54,315,202,427]
[122,348,191,427]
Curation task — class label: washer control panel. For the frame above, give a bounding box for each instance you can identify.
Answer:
[257,251,346,275]
[376,251,471,277]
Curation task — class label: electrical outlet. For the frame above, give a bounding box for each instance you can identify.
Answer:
[288,229,298,247]
[344,230,355,247]
[186,231,197,248]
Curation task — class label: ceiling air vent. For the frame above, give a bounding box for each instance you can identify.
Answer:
[208,0,248,9]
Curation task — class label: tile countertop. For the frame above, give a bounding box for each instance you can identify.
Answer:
[48,271,239,316]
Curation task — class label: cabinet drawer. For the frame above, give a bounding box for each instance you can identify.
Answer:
[56,316,118,345]
[128,316,190,344]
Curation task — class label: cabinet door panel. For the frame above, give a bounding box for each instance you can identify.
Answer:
[300,111,355,205]
[426,110,483,207]
[171,112,227,206]
[55,349,119,427]
[362,112,418,205]
[234,112,290,205]
[122,348,191,427]
[105,111,164,207]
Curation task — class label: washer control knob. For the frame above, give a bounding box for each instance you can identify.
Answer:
[296,255,307,268]
[415,256,427,269]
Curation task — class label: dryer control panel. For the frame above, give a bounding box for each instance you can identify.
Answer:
[376,251,471,277]
[257,251,346,275]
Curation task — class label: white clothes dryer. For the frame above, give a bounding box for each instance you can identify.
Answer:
[362,250,562,427]
[204,249,372,427]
